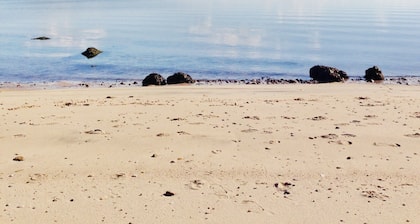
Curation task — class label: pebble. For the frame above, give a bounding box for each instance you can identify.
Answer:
[13,156,24,161]
[163,191,175,197]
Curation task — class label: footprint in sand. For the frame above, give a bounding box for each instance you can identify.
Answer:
[187,180,205,190]
[404,133,420,138]
[373,142,401,147]
[361,190,389,201]
[241,128,258,133]
[411,112,420,118]
[310,116,327,121]
[84,129,105,134]
[242,116,260,120]
[177,131,190,135]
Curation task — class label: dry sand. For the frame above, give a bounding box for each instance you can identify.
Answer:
[0,83,419,223]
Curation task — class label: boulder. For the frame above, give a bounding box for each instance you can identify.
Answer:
[81,47,102,59]
[142,73,166,86]
[365,66,384,81]
[309,65,348,83]
[167,72,195,84]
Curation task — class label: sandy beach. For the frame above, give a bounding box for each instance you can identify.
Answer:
[0,83,419,223]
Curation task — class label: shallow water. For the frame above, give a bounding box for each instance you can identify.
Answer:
[1,0,420,82]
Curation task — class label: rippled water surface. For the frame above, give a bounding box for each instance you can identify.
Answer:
[1,0,420,81]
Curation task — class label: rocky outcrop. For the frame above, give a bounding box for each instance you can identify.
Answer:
[309,65,348,83]
[365,66,384,81]
[167,72,195,84]
[81,47,102,59]
[142,73,166,86]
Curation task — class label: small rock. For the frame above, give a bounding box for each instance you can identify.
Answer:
[115,173,125,178]
[163,191,175,197]
[81,47,102,59]
[32,36,50,40]
[13,156,24,162]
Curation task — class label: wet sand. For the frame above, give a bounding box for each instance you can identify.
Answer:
[0,83,419,223]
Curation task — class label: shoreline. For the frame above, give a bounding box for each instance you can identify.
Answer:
[0,76,419,90]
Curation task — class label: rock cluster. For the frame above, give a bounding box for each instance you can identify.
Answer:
[24,39,395,84]
[142,72,195,86]
[308,65,387,83]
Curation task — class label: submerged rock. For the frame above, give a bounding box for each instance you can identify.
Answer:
[142,73,166,86]
[167,72,195,84]
[32,36,50,40]
[81,47,102,59]
[309,65,348,83]
[365,66,384,81]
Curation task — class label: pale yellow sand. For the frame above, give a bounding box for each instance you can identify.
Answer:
[0,83,419,224]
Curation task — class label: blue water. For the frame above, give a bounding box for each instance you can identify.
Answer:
[1,0,420,82]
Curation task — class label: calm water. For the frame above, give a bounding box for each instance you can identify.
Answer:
[1,0,420,82]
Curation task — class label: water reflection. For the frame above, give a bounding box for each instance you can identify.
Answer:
[1,0,420,81]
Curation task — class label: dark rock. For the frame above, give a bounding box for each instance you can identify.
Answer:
[32,36,50,40]
[163,191,175,197]
[167,72,195,85]
[142,73,166,86]
[309,65,348,83]
[81,47,102,59]
[365,66,384,81]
